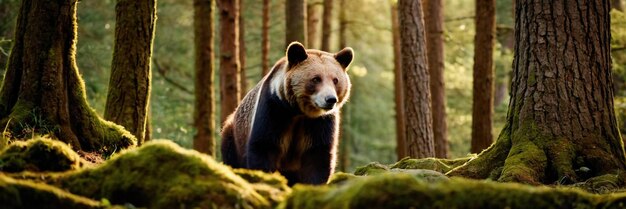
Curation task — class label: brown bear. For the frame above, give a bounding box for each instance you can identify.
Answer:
[220,42,353,185]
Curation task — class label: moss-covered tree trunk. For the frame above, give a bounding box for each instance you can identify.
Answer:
[193,0,216,156]
[391,2,407,160]
[424,0,448,158]
[104,0,156,146]
[0,0,135,153]
[261,0,270,76]
[448,0,626,185]
[285,0,307,47]
[218,0,241,123]
[399,0,435,158]
[470,0,496,153]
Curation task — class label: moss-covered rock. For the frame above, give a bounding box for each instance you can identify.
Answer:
[280,173,626,209]
[354,161,449,183]
[328,172,358,184]
[233,168,291,205]
[53,140,288,209]
[354,162,390,176]
[0,136,84,172]
[0,174,102,209]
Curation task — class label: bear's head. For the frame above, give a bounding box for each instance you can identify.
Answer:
[283,42,353,118]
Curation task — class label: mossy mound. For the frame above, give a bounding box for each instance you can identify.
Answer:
[233,169,292,205]
[54,140,288,209]
[280,173,626,209]
[0,136,84,172]
[354,162,449,183]
[0,174,102,209]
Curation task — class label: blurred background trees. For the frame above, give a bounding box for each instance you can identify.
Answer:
[0,0,624,171]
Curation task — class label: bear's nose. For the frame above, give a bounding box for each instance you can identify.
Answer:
[325,96,337,105]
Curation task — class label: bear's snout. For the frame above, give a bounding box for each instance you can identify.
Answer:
[313,92,338,110]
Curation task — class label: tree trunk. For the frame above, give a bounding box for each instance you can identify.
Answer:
[399,0,435,158]
[613,0,624,11]
[104,0,156,146]
[285,0,307,47]
[470,0,496,153]
[0,0,135,153]
[424,0,448,158]
[320,0,333,51]
[218,0,241,123]
[261,0,270,76]
[193,0,217,156]
[391,2,406,160]
[449,0,626,185]
[239,0,247,93]
[307,1,321,49]
[338,0,349,171]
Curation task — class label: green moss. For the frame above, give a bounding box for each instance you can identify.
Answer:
[54,140,287,209]
[0,174,102,209]
[328,172,358,185]
[354,162,389,176]
[0,136,84,172]
[280,174,626,209]
[233,168,291,205]
[390,156,473,173]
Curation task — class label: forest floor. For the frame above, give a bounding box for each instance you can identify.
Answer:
[1,137,626,209]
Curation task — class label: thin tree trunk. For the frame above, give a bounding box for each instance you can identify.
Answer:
[391,2,406,160]
[0,0,135,153]
[449,0,626,185]
[261,0,270,76]
[218,0,241,123]
[613,0,624,11]
[239,0,247,93]
[285,0,307,47]
[193,0,217,156]
[399,0,435,158]
[338,0,349,171]
[104,0,156,146]
[320,0,333,51]
[470,0,496,153]
[424,0,448,158]
[307,1,321,49]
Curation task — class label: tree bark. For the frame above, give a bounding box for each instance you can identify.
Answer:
[424,0,448,158]
[285,0,307,47]
[218,0,241,123]
[104,0,156,146]
[391,2,406,160]
[307,1,321,49]
[399,0,435,158]
[193,0,217,156]
[470,0,496,153]
[320,0,333,51]
[613,0,624,11]
[261,0,270,76]
[338,0,349,171]
[239,0,247,93]
[0,0,135,153]
[449,0,626,185]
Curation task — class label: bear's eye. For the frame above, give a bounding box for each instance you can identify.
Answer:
[333,78,339,84]
[312,76,321,83]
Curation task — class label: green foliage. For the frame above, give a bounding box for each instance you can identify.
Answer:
[280,174,626,209]
[55,140,289,209]
[0,136,84,172]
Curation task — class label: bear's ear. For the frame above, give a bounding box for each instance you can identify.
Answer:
[286,42,308,67]
[335,47,354,70]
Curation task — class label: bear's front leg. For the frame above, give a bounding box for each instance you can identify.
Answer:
[246,139,279,172]
[298,145,334,184]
